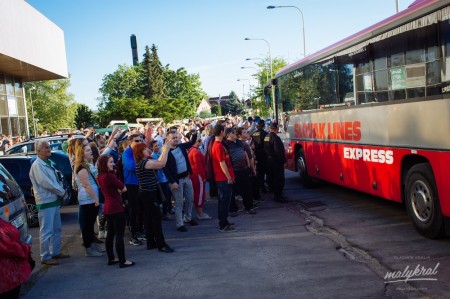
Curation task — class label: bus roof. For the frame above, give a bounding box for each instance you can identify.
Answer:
[276,0,448,78]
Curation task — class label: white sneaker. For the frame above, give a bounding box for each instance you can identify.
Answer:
[85,247,102,257]
[197,213,212,220]
[91,242,106,252]
[98,230,106,239]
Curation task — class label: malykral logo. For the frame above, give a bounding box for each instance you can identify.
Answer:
[384,263,439,284]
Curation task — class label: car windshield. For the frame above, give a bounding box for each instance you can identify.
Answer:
[0,164,22,207]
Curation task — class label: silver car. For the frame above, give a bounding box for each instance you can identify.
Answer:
[0,163,32,245]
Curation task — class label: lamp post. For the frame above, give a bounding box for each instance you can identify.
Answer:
[244,38,272,82]
[237,79,251,100]
[237,79,252,111]
[244,38,275,119]
[240,66,258,74]
[267,5,306,57]
[241,66,262,109]
[28,87,37,137]
[245,59,269,83]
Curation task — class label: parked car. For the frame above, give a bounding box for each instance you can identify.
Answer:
[0,163,32,245]
[5,134,84,155]
[0,152,73,227]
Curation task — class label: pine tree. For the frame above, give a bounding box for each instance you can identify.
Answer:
[149,44,166,100]
[141,46,152,100]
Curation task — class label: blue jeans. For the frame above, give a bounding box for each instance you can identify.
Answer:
[38,205,62,261]
[217,181,232,228]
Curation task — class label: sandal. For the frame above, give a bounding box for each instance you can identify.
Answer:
[107,259,119,265]
[119,260,135,268]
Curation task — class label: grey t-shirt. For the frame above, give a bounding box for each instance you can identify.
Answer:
[171,147,187,174]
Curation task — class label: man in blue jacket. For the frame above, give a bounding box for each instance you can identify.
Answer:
[122,134,145,245]
[163,130,198,232]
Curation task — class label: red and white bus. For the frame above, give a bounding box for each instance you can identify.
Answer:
[274,0,450,238]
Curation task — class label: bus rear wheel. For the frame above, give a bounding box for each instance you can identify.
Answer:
[296,149,313,188]
[405,163,443,239]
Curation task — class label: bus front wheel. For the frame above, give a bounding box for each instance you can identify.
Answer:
[296,149,313,188]
[405,163,443,239]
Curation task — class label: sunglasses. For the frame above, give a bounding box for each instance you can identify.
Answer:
[133,139,143,143]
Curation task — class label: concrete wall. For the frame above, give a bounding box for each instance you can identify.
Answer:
[0,0,67,80]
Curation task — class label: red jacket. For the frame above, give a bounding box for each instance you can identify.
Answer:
[98,172,125,215]
[0,218,32,293]
[188,146,206,181]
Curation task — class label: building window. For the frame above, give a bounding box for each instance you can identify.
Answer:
[10,117,19,136]
[1,118,9,135]
[5,76,14,96]
[19,118,27,136]
[0,74,5,95]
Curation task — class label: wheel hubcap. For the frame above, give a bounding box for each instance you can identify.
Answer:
[27,204,39,226]
[297,156,306,179]
[411,181,432,223]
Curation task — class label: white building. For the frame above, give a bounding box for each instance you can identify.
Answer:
[196,98,211,115]
[0,0,67,136]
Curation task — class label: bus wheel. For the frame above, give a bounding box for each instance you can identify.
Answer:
[405,163,443,239]
[297,149,313,188]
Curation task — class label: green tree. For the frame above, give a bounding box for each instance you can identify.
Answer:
[99,64,142,100]
[97,64,151,126]
[141,46,152,100]
[223,91,247,116]
[211,104,222,116]
[74,104,94,129]
[163,67,206,119]
[98,96,153,125]
[255,56,287,85]
[25,79,77,134]
[142,44,166,102]
[98,44,207,124]
[252,56,287,117]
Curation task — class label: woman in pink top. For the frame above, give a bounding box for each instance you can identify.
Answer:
[97,155,134,268]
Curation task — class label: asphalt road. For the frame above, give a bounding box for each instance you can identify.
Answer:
[21,170,450,299]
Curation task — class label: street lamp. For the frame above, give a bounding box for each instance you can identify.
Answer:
[241,66,260,80]
[241,66,262,105]
[267,5,306,57]
[244,38,272,82]
[241,66,258,73]
[237,79,252,111]
[244,37,275,119]
[245,59,269,83]
[237,79,251,101]
[28,86,37,137]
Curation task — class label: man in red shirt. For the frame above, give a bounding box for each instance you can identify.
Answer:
[211,125,236,232]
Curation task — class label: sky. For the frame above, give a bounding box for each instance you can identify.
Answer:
[26,0,411,110]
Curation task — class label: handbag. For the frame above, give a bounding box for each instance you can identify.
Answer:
[88,171,105,204]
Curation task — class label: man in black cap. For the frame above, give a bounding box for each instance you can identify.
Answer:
[251,119,268,194]
[263,122,287,202]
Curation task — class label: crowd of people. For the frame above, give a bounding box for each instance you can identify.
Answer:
[24,114,287,271]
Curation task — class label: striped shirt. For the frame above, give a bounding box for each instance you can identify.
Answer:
[225,140,247,171]
[135,159,158,192]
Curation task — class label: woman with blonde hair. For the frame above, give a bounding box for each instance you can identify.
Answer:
[74,143,103,257]
[67,138,78,163]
